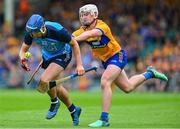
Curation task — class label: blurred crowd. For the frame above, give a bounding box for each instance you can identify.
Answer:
[0,0,179,92]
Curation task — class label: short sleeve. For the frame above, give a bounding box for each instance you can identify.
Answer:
[95,23,109,35]
[56,28,72,43]
[24,33,33,45]
[72,27,84,37]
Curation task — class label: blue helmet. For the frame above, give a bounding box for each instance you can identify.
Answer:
[26,14,44,33]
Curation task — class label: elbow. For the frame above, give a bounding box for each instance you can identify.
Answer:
[87,32,94,38]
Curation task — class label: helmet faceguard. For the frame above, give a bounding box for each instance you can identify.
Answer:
[79,4,98,26]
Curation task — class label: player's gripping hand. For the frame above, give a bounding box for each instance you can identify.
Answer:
[76,65,85,76]
[21,58,30,71]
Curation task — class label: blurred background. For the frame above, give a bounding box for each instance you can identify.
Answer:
[0,0,179,92]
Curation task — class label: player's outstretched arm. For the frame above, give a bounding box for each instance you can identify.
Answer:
[70,38,85,75]
[74,29,102,42]
[19,42,31,59]
[19,42,31,71]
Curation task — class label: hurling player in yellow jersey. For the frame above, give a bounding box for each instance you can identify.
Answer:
[73,4,168,127]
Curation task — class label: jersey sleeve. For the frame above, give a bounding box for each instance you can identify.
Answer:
[24,33,33,45]
[72,28,84,37]
[95,23,110,35]
[56,28,72,43]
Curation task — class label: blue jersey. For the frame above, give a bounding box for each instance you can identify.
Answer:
[24,21,72,60]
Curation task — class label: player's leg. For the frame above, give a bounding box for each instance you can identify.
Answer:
[101,65,121,113]
[56,85,81,126]
[89,65,121,127]
[89,50,127,127]
[52,52,81,126]
[40,62,63,119]
[115,67,168,93]
[56,84,71,107]
[114,69,146,93]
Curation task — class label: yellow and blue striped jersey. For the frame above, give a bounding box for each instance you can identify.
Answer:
[73,19,121,62]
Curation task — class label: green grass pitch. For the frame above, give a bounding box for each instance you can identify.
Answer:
[0,89,180,128]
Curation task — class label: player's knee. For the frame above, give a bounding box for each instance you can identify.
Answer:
[122,85,133,93]
[38,78,47,88]
[124,89,132,93]
[38,80,46,86]
[40,76,49,82]
[36,80,48,93]
[39,76,51,86]
[100,77,111,90]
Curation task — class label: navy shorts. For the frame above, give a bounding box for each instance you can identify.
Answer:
[102,49,127,69]
[42,51,72,69]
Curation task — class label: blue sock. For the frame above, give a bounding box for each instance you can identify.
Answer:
[143,71,154,80]
[100,112,109,122]
[68,104,76,114]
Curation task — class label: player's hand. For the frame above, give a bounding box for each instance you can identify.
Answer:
[21,58,30,71]
[76,65,85,76]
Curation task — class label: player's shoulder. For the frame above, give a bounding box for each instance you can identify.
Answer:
[45,21,64,31]
[96,20,109,27]
[95,19,110,33]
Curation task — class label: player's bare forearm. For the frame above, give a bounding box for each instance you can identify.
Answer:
[19,42,31,71]
[19,43,30,59]
[74,29,102,42]
[70,39,83,66]
[70,38,85,75]
[74,31,91,42]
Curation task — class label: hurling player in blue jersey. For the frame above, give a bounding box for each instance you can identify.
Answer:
[19,14,85,126]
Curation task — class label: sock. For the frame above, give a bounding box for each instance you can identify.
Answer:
[143,71,154,80]
[51,97,58,103]
[49,97,58,112]
[100,112,109,122]
[68,104,76,114]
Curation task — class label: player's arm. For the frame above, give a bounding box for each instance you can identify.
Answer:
[19,43,31,71]
[19,33,33,59]
[19,42,30,60]
[74,29,102,42]
[19,33,32,71]
[69,38,85,75]
[57,28,85,75]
